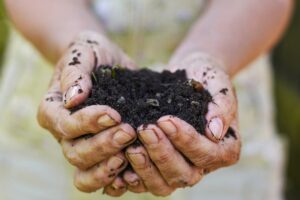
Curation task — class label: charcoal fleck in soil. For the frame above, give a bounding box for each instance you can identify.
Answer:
[71,65,213,136]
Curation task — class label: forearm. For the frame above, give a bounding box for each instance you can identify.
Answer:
[5,0,104,63]
[171,0,293,78]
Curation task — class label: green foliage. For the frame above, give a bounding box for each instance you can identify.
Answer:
[111,67,116,78]
[0,0,9,70]
[273,1,300,92]
[91,71,98,83]
[272,2,300,200]
[274,77,300,200]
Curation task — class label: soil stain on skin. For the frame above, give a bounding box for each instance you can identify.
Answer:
[71,65,236,141]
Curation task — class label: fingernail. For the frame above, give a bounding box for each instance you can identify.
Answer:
[111,183,119,190]
[111,183,125,190]
[64,84,82,104]
[139,129,158,144]
[129,180,139,186]
[127,153,146,166]
[113,130,134,145]
[158,121,177,136]
[107,156,124,170]
[97,115,116,127]
[208,118,223,140]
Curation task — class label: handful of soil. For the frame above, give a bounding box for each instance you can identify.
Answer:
[71,65,213,136]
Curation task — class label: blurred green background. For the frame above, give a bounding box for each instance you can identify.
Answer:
[0,0,9,69]
[273,1,300,199]
[0,0,299,199]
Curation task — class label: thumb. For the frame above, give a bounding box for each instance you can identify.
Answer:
[60,42,96,109]
[60,32,137,108]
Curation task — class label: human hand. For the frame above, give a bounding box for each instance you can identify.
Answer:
[37,31,137,192]
[107,53,241,196]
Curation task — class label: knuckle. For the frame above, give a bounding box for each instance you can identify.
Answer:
[74,181,95,193]
[193,156,210,167]
[62,66,79,82]
[120,123,135,134]
[153,151,172,165]
[177,126,199,146]
[96,105,109,113]
[93,169,106,184]
[186,171,203,186]
[219,150,239,167]
[74,174,95,193]
[56,109,74,137]
[193,149,218,167]
[181,133,196,147]
[90,137,105,152]
[171,176,198,188]
[167,177,184,188]
[90,135,119,159]
[73,150,92,169]
[37,102,53,130]
[64,148,86,169]
[77,111,99,133]
[109,141,123,153]
[224,149,240,166]
[56,119,72,139]
[74,169,106,193]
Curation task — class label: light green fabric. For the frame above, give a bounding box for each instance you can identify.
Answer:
[0,0,9,69]
[92,0,207,66]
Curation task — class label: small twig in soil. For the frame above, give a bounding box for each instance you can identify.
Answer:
[92,72,98,83]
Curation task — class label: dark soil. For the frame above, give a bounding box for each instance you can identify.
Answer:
[71,65,237,145]
[71,65,213,136]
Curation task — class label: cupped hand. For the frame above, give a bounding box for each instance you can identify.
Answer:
[105,119,240,196]
[37,31,137,192]
[168,53,238,141]
[108,53,241,196]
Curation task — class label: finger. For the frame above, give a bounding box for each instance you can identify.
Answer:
[61,37,120,108]
[220,117,241,165]
[203,120,241,173]
[126,146,174,197]
[138,124,203,187]
[38,95,121,139]
[74,153,127,193]
[123,170,147,193]
[62,123,136,169]
[104,176,127,197]
[205,87,237,142]
[157,116,241,170]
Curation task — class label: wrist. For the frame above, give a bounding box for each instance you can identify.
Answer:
[59,30,109,54]
[46,27,105,63]
[55,30,120,66]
